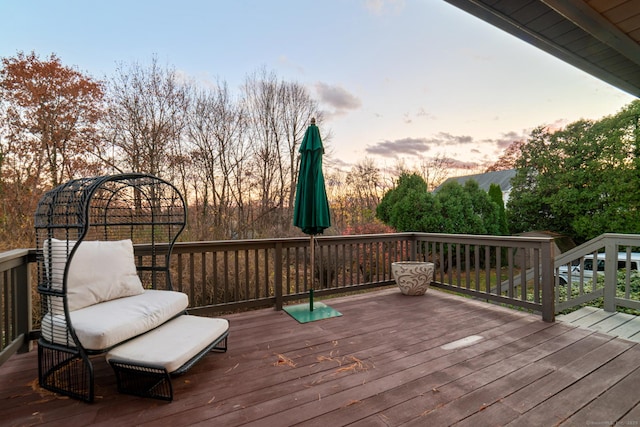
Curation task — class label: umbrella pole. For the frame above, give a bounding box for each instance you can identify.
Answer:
[310,235,314,311]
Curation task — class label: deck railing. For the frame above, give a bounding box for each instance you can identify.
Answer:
[161,233,556,321]
[0,249,33,366]
[0,231,580,367]
[554,233,640,313]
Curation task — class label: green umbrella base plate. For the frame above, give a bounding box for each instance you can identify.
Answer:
[283,302,342,323]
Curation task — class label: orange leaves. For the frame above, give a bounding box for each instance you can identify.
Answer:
[274,354,296,368]
[1,51,105,188]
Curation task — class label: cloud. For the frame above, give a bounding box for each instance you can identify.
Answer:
[278,55,305,74]
[432,132,474,145]
[314,82,362,114]
[365,132,479,158]
[402,108,436,124]
[416,107,436,120]
[325,156,352,171]
[445,158,480,170]
[364,0,405,15]
[491,131,522,149]
[365,0,384,14]
[544,118,568,133]
[366,137,432,157]
[481,130,528,150]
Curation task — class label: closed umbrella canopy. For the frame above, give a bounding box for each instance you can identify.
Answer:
[293,118,331,235]
[286,118,340,321]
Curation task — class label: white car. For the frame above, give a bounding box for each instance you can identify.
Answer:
[557,252,640,285]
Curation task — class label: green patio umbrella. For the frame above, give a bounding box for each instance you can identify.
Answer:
[288,118,339,322]
[293,117,331,237]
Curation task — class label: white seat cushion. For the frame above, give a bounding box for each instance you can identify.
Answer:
[106,315,229,373]
[41,290,189,351]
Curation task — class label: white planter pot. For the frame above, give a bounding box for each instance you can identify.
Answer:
[391,261,435,296]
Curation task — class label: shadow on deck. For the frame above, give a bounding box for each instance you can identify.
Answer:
[2,288,640,426]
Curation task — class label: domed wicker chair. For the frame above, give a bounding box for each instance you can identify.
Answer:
[35,173,191,402]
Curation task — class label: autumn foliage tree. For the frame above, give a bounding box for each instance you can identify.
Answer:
[0,52,105,247]
[485,139,525,172]
[0,52,105,187]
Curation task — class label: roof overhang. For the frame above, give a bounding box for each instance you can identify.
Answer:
[444,0,640,98]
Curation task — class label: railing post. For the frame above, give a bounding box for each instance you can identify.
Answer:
[410,234,417,262]
[274,242,283,311]
[541,239,555,322]
[15,261,33,353]
[603,239,617,312]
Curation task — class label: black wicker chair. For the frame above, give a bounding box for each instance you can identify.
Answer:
[35,173,187,402]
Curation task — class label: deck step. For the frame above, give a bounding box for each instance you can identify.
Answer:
[557,307,640,342]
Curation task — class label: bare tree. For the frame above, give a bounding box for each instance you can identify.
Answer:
[242,68,281,234]
[242,69,322,235]
[418,153,454,191]
[186,80,249,239]
[280,82,322,214]
[343,158,384,225]
[103,56,189,178]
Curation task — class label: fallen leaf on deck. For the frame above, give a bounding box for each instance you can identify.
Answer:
[225,363,239,373]
[274,353,296,367]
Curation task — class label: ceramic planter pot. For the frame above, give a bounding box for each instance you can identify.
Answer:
[391,261,435,296]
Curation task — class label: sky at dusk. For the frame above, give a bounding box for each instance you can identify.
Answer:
[1,0,637,174]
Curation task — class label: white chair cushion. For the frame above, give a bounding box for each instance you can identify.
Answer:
[46,238,145,313]
[41,290,189,351]
[106,315,229,373]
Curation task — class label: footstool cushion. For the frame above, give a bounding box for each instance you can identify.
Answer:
[106,315,229,400]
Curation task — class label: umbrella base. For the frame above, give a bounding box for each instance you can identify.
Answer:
[283,302,342,323]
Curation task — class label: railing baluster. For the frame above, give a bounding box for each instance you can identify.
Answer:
[212,251,218,304]
[189,252,195,301]
[474,245,480,292]
[245,249,250,299]
[533,248,540,303]
[177,253,183,292]
[496,245,502,297]
[2,271,9,350]
[201,252,206,306]
[507,248,523,298]
[455,244,461,287]
[223,251,229,303]
[465,244,471,290]
[263,248,269,298]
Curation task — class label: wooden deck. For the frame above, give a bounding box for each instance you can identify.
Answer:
[2,288,640,426]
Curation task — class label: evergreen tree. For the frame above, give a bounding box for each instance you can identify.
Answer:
[488,183,509,235]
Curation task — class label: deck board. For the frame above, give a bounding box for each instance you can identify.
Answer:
[557,306,640,342]
[1,288,639,426]
[561,364,640,425]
